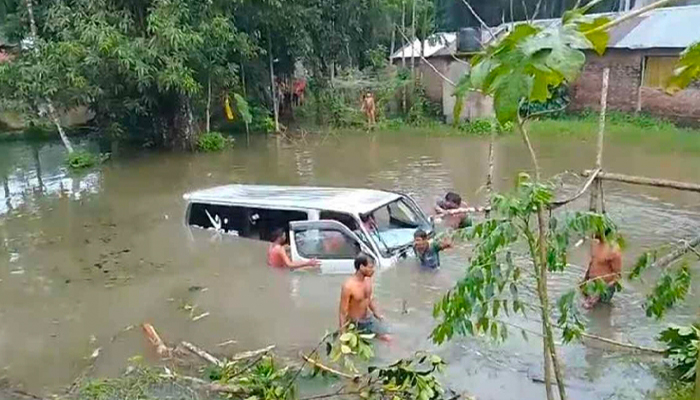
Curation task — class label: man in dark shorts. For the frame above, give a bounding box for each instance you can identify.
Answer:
[338,253,390,341]
[413,229,451,270]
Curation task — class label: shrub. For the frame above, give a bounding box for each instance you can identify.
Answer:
[659,324,700,381]
[197,131,228,152]
[66,151,98,169]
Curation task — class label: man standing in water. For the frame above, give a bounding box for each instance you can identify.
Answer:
[267,228,320,270]
[582,230,623,309]
[361,92,376,127]
[339,253,390,341]
[413,229,452,270]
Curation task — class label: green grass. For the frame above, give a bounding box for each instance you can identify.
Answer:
[651,382,694,400]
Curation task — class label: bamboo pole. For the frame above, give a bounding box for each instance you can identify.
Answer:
[590,68,609,212]
[581,171,700,193]
[268,29,280,134]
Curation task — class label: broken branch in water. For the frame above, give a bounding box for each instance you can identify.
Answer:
[301,354,360,381]
[142,323,170,356]
[550,168,600,209]
[651,236,700,269]
[181,341,223,367]
[230,345,276,362]
[579,332,665,355]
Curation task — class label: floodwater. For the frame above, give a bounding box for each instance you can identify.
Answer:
[1,131,699,399]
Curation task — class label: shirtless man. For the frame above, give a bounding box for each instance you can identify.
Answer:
[339,253,390,341]
[361,92,376,127]
[267,228,320,270]
[582,230,623,309]
[434,192,485,229]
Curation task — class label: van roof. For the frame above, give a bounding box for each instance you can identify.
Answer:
[183,184,403,214]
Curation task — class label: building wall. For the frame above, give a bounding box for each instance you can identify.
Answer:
[570,49,644,113]
[570,48,700,121]
[416,58,449,102]
[443,60,494,123]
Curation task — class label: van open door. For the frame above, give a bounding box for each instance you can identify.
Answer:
[289,220,377,274]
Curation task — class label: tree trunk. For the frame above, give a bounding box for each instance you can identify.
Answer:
[401,3,406,70]
[241,64,250,145]
[24,0,75,154]
[518,120,568,400]
[485,131,495,218]
[206,76,212,133]
[390,24,396,60]
[173,94,197,151]
[411,0,416,80]
[268,30,280,134]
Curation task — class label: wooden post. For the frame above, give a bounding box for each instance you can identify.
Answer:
[637,56,646,113]
[589,67,609,212]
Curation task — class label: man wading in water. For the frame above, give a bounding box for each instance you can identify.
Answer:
[582,229,623,309]
[339,253,391,341]
[267,228,320,270]
[413,229,452,270]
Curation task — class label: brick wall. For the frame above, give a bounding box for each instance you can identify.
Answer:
[570,49,643,113]
[570,49,700,121]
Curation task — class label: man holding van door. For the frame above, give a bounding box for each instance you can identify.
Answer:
[268,228,320,270]
[339,253,391,342]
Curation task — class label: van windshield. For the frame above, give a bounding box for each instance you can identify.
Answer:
[364,197,431,257]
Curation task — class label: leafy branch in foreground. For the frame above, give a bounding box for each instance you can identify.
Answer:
[431,173,620,345]
[659,324,700,382]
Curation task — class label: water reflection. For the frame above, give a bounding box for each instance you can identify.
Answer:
[0,133,699,399]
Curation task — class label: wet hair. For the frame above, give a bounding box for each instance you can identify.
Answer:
[354,252,374,270]
[271,228,286,243]
[414,229,428,240]
[445,192,462,205]
[595,227,613,241]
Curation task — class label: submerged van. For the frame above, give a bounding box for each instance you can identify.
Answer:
[183,185,432,274]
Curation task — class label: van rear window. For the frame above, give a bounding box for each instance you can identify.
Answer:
[187,203,307,241]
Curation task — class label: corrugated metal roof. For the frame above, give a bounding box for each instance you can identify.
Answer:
[391,5,700,59]
[611,5,700,48]
[390,33,456,59]
[183,184,402,215]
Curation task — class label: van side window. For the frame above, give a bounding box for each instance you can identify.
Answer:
[319,211,374,250]
[294,228,360,259]
[188,203,307,240]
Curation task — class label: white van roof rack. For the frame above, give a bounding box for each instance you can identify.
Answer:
[183,184,402,214]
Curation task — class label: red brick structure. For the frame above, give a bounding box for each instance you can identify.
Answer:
[392,5,700,123]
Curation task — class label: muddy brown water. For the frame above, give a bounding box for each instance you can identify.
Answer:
[1,132,700,399]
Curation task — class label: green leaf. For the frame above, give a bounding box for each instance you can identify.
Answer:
[339,333,353,343]
[493,72,531,124]
[340,344,352,354]
[578,17,611,56]
[546,44,585,82]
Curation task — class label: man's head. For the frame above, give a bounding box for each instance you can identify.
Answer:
[354,252,375,277]
[444,192,462,208]
[594,227,613,243]
[414,229,429,251]
[271,228,287,244]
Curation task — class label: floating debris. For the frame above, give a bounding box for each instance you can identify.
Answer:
[192,312,210,322]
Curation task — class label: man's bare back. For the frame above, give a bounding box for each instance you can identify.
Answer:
[583,236,622,308]
[587,239,622,283]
